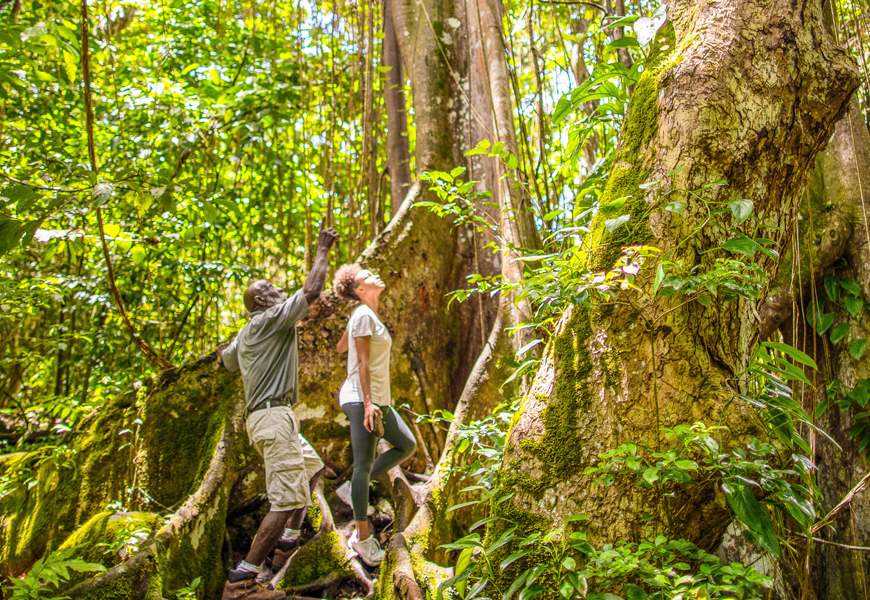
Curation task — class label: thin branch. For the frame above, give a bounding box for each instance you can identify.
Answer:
[793,533,870,552]
[0,173,90,193]
[811,471,870,534]
[79,0,173,371]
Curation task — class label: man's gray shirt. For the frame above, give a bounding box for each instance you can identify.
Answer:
[221,290,310,412]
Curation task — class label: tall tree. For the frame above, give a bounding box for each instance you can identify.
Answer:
[501,0,856,554]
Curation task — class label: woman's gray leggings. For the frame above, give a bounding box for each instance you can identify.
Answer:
[343,403,417,521]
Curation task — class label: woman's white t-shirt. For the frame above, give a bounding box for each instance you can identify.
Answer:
[339,305,392,407]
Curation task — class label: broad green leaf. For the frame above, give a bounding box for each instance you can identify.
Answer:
[824,273,840,302]
[721,237,757,257]
[62,50,77,83]
[761,341,818,369]
[729,199,754,223]
[851,339,868,360]
[623,583,648,600]
[606,36,640,50]
[500,547,534,569]
[846,294,863,317]
[642,466,659,484]
[830,323,851,344]
[454,547,473,597]
[605,214,630,233]
[102,223,120,238]
[841,278,862,296]
[725,485,781,557]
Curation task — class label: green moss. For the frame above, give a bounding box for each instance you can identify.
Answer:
[306,495,323,530]
[59,511,161,567]
[411,554,450,600]
[140,367,239,508]
[588,22,679,271]
[280,530,353,589]
[301,420,348,445]
[505,306,594,500]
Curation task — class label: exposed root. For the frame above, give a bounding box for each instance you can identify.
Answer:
[280,485,375,597]
[387,535,427,600]
[283,573,344,595]
[384,304,509,598]
[65,392,246,599]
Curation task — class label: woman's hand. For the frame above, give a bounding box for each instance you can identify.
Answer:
[363,402,382,434]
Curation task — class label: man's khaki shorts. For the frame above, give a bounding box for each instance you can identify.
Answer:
[246,405,324,511]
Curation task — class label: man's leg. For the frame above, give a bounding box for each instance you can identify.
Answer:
[265,464,328,574]
[244,511,291,566]
[225,408,308,598]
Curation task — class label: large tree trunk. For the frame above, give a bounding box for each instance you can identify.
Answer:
[500,0,856,559]
[754,94,870,599]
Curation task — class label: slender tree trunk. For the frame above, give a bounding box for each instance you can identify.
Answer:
[383,0,413,210]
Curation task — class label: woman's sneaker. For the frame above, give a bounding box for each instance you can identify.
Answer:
[335,482,374,516]
[352,535,385,567]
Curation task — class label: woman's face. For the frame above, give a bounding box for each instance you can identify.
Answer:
[354,269,385,296]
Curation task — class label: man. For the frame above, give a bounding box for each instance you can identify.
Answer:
[216,227,338,600]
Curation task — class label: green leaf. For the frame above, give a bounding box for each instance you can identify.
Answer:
[662,201,686,213]
[851,339,868,360]
[63,50,77,83]
[721,237,757,257]
[824,273,840,302]
[454,547,473,597]
[586,594,624,600]
[817,312,836,334]
[729,199,754,223]
[654,263,665,292]
[761,341,819,369]
[0,218,23,256]
[500,548,534,569]
[506,153,519,170]
[841,278,862,296]
[846,294,864,317]
[543,210,560,221]
[642,466,659,484]
[830,323,851,344]
[623,583,648,600]
[605,214,630,233]
[606,36,641,50]
[130,246,147,265]
[726,485,781,557]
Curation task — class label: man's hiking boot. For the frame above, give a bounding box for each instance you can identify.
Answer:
[352,535,385,567]
[256,539,300,585]
[271,539,299,571]
[222,570,285,600]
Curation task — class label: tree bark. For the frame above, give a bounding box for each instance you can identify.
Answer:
[757,94,870,600]
[383,0,413,214]
[501,0,856,553]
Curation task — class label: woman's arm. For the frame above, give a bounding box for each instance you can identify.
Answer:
[354,335,381,432]
[337,330,349,354]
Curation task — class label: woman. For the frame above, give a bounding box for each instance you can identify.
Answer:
[332,263,417,567]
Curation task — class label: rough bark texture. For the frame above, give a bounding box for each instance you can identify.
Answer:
[501,0,857,558]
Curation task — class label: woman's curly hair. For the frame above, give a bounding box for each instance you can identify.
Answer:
[333,263,363,300]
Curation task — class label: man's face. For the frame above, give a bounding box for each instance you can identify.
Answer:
[245,280,288,312]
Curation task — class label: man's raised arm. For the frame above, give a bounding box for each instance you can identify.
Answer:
[303,228,339,305]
